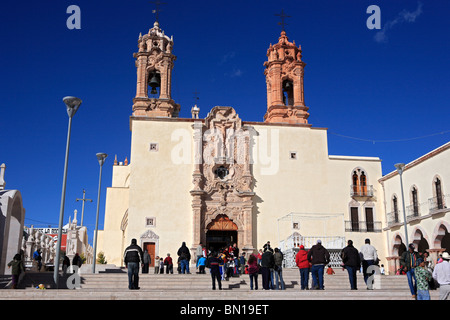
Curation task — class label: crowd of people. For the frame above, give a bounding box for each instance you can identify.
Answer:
[122,237,450,300]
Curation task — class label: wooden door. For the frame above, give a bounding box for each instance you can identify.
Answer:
[143,242,156,267]
[351,207,359,231]
[365,208,374,232]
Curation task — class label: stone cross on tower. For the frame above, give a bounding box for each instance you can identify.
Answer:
[132,6,180,118]
[150,0,166,22]
[275,9,291,32]
[263,17,310,125]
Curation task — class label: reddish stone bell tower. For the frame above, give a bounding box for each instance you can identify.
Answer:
[132,21,180,117]
[263,30,309,124]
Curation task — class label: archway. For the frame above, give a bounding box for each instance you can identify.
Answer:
[435,223,450,254]
[206,215,238,253]
[0,190,25,275]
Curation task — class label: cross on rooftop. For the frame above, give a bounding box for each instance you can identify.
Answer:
[193,90,200,102]
[150,0,166,22]
[275,9,291,31]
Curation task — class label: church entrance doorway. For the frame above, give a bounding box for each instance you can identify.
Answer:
[143,242,156,267]
[205,214,238,253]
[206,230,237,253]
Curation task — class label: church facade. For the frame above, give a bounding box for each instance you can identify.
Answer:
[97,20,387,268]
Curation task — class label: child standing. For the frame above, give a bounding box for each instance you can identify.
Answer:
[159,258,165,274]
[154,256,160,274]
[415,258,432,300]
[196,255,206,274]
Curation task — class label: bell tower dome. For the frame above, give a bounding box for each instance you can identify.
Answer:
[132,21,180,117]
[263,30,309,124]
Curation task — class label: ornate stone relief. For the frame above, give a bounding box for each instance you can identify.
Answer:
[190,106,255,254]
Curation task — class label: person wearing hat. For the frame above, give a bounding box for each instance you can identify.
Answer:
[415,257,432,300]
[307,239,330,290]
[295,245,311,290]
[432,252,450,300]
[400,243,421,299]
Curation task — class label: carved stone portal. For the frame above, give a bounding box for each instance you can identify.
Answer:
[191,106,255,256]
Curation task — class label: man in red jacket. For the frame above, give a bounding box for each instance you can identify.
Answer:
[296,245,311,290]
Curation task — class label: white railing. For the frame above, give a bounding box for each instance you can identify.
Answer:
[280,233,346,268]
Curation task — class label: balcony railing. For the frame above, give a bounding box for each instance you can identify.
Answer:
[350,185,374,197]
[406,203,421,221]
[345,221,382,233]
[387,211,401,227]
[428,194,449,212]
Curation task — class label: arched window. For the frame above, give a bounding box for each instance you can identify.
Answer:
[352,171,359,194]
[360,172,367,196]
[411,187,419,216]
[435,177,443,209]
[351,168,372,197]
[393,195,399,222]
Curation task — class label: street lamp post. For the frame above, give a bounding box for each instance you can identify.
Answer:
[395,163,409,247]
[92,153,107,273]
[54,96,82,287]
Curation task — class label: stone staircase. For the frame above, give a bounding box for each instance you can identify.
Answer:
[0,267,441,300]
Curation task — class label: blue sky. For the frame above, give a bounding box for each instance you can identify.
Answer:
[1,0,449,245]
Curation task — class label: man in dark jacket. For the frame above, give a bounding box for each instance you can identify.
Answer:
[124,238,143,290]
[207,252,223,290]
[177,242,191,274]
[261,248,275,290]
[400,243,421,299]
[307,240,330,290]
[341,240,361,290]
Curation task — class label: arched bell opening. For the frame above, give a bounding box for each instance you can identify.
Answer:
[147,71,161,97]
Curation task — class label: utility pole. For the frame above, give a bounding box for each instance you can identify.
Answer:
[76,189,92,227]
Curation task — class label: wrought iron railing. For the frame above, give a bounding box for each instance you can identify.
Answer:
[428,194,449,212]
[345,221,382,232]
[387,211,401,227]
[406,203,421,221]
[350,185,374,197]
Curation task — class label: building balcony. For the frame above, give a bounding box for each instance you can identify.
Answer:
[386,211,402,228]
[350,185,374,197]
[406,204,421,222]
[428,194,449,213]
[345,221,382,233]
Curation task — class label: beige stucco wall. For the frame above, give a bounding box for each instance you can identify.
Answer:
[249,124,385,261]
[380,143,450,261]
[126,118,195,260]
[100,116,392,267]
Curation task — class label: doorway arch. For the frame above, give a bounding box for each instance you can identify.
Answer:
[0,190,25,275]
[206,215,238,253]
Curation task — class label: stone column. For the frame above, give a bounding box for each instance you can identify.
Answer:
[191,121,205,256]
[135,55,147,98]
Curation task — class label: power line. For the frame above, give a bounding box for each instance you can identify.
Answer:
[328,130,450,144]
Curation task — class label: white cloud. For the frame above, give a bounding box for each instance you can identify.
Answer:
[375,2,423,43]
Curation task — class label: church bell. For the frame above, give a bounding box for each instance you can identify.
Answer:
[283,80,293,91]
[148,73,160,95]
